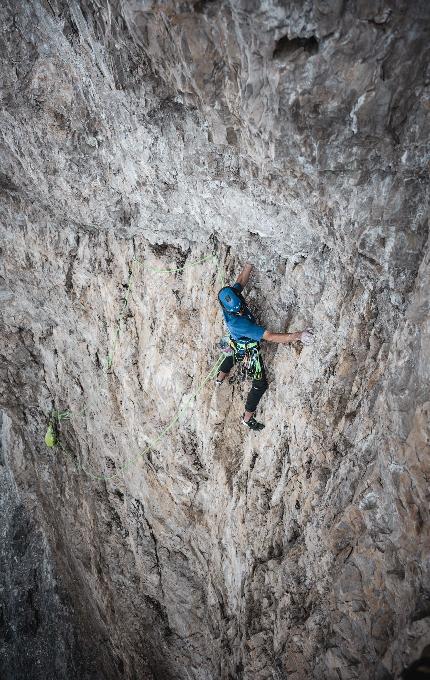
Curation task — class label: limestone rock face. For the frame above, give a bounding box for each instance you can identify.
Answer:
[0,1,429,679]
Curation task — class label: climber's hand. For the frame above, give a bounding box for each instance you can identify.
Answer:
[300,328,314,345]
[236,262,254,288]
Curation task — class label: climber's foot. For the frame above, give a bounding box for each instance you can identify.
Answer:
[215,371,229,385]
[242,415,265,431]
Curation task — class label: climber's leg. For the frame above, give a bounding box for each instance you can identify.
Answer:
[243,360,268,429]
[216,355,234,384]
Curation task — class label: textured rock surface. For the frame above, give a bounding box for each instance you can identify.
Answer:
[0,1,429,678]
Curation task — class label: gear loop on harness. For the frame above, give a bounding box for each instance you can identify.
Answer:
[228,336,263,380]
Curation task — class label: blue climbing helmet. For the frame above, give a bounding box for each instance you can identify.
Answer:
[218,286,243,314]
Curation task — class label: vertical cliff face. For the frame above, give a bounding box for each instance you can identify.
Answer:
[0,1,429,679]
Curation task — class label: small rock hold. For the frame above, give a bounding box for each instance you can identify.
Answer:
[359,492,378,511]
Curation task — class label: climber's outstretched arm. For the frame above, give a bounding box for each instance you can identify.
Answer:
[263,329,313,344]
[235,262,253,289]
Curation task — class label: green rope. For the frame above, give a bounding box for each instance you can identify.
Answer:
[48,250,227,481]
[83,352,226,481]
[59,352,226,482]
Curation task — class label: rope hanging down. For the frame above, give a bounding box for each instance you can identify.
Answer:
[86,352,225,481]
[56,352,226,482]
[48,252,226,481]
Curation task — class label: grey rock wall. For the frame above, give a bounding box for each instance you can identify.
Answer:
[0,411,127,680]
[0,1,429,679]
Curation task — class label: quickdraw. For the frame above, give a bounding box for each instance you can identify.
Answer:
[229,337,263,380]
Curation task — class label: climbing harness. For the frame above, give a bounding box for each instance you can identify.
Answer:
[230,337,263,380]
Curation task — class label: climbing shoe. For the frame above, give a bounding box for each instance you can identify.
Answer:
[242,416,265,431]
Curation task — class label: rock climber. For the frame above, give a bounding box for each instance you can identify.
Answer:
[217,262,313,431]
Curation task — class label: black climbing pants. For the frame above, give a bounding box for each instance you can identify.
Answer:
[218,354,268,413]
